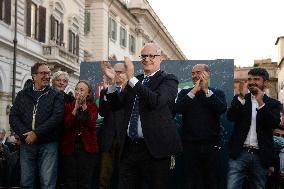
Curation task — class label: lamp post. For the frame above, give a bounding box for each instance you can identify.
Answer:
[12,0,17,103]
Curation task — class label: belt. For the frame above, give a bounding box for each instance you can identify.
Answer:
[243,146,259,154]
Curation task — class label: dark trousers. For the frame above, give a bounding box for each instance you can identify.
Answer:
[99,140,119,189]
[59,142,96,189]
[183,142,220,189]
[118,137,171,189]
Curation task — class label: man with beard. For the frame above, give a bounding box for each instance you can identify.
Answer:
[227,67,281,189]
[174,64,227,189]
[9,62,64,188]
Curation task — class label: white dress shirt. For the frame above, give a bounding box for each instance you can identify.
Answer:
[238,94,265,148]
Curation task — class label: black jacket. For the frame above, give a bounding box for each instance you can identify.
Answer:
[227,94,281,168]
[9,85,64,143]
[107,70,182,159]
[99,89,124,152]
[174,88,227,144]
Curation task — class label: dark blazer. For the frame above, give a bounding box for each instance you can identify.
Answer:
[227,94,281,168]
[174,88,227,144]
[99,89,124,152]
[60,101,99,155]
[107,70,182,159]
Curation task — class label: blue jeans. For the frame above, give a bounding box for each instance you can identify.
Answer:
[20,142,58,189]
[227,151,268,189]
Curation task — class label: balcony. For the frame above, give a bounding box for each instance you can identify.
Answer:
[42,43,79,72]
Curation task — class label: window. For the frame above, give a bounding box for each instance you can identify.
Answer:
[129,34,136,53]
[50,15,64,46]
[120,26,127,47]
[0,0,11,25]
[109,17,117,40]
[69,30,79,56]
[26,0,46,42]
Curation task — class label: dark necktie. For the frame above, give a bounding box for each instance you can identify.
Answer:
[116,86,121,94]
[128,76,151,139]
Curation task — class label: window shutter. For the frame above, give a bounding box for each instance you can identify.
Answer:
[60,22,64,45]
[34,5,37,39]
[4,0,11,24]
[50,15,55,40]
[76,35,79,56]
[0,0,3,20]
[68,29,72,52]
[114,21,117,40]
[38,6,46,43]
[26,0,32,36]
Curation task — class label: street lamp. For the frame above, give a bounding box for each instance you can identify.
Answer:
[12,0,17,103]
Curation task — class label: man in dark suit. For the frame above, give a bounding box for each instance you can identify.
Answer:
[227,68,281,189]
[174,64,227,189]
[98,63,126,189]
[101,43,182,189]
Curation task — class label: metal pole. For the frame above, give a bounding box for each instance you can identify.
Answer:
[12,0,17,103]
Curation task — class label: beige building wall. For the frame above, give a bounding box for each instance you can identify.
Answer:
[85,0,186,62]
[0,0,85,133]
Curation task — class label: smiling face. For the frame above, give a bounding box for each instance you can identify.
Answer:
[32,65,51,90]
[247,75,265,93]
[140,44,162,75]
[75,82,90,100]
[52,74,68,92]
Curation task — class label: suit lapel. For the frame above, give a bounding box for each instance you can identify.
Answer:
[244,93,252,122]
[148,70,163,90]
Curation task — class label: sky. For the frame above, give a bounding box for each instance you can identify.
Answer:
[147,0,284,67]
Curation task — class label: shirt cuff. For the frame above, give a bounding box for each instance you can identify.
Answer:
[237,96,245,105]
[128,77,139,88]
[187,91,195,99]
[103,95,107,101]
[106,85,117,94]
[257,103,266,110]
[206,90,213,98]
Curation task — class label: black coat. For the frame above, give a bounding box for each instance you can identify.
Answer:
[99,89,124,152]
[107,70,182,159]
[227,94,281,168]
[174,87,227,144]
[9,85,64,143]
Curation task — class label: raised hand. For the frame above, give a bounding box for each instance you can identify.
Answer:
[200,71,209,93]
[101,61,115,83]
[102,75,109,89]
[124,57,134,79]
[253,86,265,106]
[191,79,201,95]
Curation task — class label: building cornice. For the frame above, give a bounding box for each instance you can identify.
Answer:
[128,5,186,59]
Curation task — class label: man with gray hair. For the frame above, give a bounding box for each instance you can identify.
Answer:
[102,43,182,188]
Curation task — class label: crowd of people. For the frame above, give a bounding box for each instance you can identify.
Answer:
[0,42,283,189]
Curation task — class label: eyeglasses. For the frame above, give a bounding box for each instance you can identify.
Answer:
[36,71,51,76]
[139,54,160,61]
[55,79,68,83]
